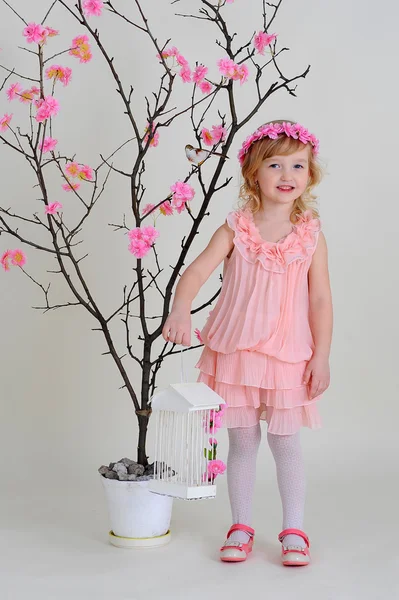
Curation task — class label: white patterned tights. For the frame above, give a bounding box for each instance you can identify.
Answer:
[225,424,306,549]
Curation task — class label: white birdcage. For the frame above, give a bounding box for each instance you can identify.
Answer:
[148,352,226,500]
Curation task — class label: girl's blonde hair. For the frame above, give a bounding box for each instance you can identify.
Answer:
[238,120,324,222]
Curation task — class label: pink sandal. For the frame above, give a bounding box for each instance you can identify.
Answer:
[278,528,311,566]
[219,524,255,562]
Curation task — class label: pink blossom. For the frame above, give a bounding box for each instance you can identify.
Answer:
[253,31,277,55]
[207,460,226,477]
[176,53,189,67]
[30,86,40,96]
[194,328,203,343]
[179,65,192,83]
[78,165,93,181]
[6,83,22,101]
[128,225,159,258]
[36,96,60,123]
[0,113,12,131]
[11,249,26,267]
[40,137,58,153]
[170,181,195,213]
[217,57,236,78]
[45,202,63,215]
[159,200,173,216]
[45,27,59,38]
[225,0,234,3]
[144,122,159,147]
[83,0,104,17]
[62,181,80,192]
[199,81,213,95]
[23,23,47,44]
[193,65,208,84]
[70,35,92,63]
[235,63,249,84]
[217,403,226,416]
[129,238,151,259]
[201,128,214,147]
[19,89,34,104]
[66,162,80,178]
[1,250,12,272]
[211,124,227,143]
[209,437,218,446]
[157,46,179,60]
[142,203,155,216]
[141,226,160,245]
[46,65,72,87]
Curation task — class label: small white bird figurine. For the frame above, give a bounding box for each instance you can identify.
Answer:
[185,144,229,166]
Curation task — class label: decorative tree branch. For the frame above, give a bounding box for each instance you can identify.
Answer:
[0,0,311,466]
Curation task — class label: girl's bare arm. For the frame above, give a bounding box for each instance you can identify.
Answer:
[162,222,234,346]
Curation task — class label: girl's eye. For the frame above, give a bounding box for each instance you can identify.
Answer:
[269,164,280,168]
[294,164,304,169]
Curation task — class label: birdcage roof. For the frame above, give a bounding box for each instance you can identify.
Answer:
[150,382,225,412]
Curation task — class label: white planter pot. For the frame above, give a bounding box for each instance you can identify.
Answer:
[100,475,173,548]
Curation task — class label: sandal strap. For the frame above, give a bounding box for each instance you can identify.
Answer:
[278,528,310,547]
[227,523,255,539]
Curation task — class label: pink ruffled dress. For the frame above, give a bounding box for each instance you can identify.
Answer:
[195,207,323,435]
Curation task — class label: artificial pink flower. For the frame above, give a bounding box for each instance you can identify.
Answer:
[30,86,40,96]
[45,202,63,215]
[253,31,277,55]
[66,162,80,178]
[179,65,192,83]
[236,63,249,84]
[78,165,93,181]
[1,250,12,271]
[11,249,26,267]
[194,328,203,343]
[157,46,179,60]
[40,137,58,153]
[170,181,195,213]
[199,81,213,95]
[159,200,173,216]
[193,65,208,84]
[83,0,104,17]
[62,181,80,192]
[144,122,160,147]
[207,459,226,477]
[23,23,47,44]
[0,113,12,131]
[45,65,72,87]
[128,226,159,258]
[217,57,236,78]
[36,96,60,122]
[209,437,218,446]
[19,89,35,104]
[176,53,189,67]
[201,128,214,147]
[45,27,59,38]
[70,35,92,63]
[6,82,22,101]
[211,124,227,143]
[142,203,155,216]
[129,238,151,259]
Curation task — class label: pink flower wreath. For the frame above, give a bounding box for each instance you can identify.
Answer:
[238,121,320,165]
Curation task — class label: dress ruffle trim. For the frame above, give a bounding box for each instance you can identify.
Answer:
[195,346,306,390]
[197,372,322,435]
[226,209,321,273]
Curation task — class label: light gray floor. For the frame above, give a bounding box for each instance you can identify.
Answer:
[1,465,397,600]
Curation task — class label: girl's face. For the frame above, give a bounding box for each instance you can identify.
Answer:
[255,146,310,207]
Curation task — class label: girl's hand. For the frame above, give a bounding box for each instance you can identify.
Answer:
[303,353,330,400]
[162,310,191,347]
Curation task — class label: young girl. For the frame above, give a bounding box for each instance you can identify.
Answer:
[162,120,333,567]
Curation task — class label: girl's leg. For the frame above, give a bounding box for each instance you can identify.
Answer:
[225,423,262,544]
[267,431,307,548]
